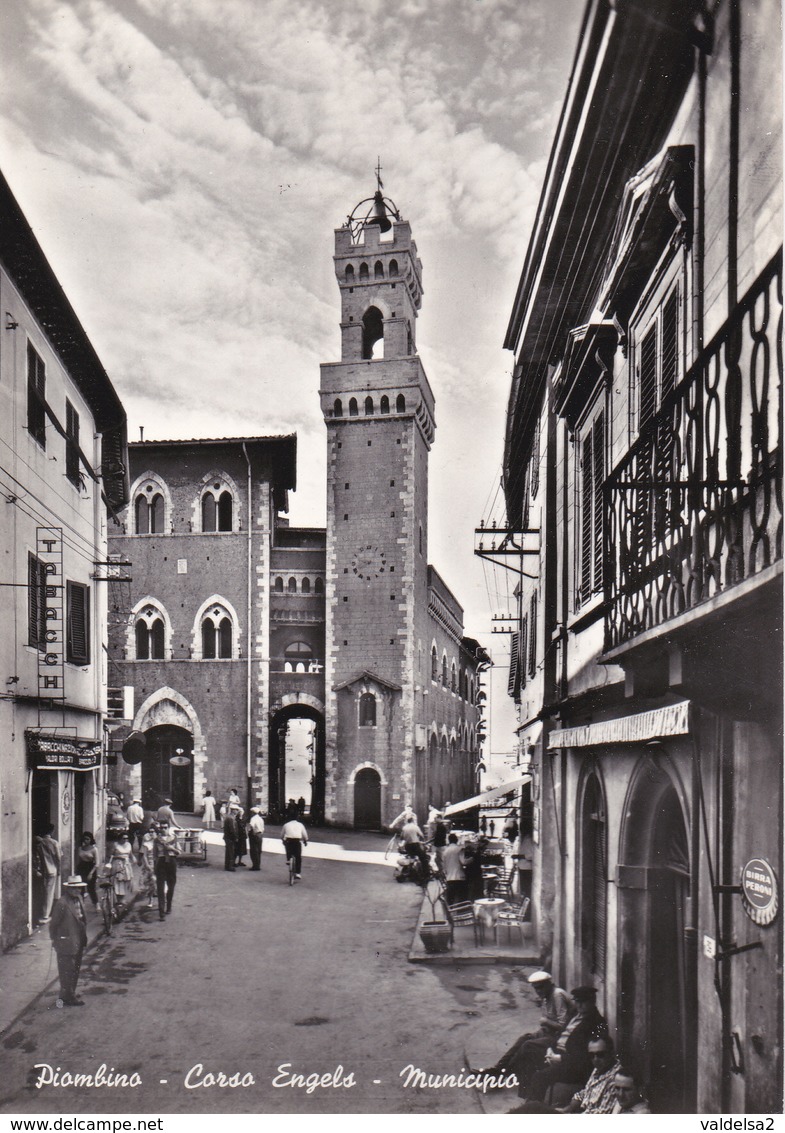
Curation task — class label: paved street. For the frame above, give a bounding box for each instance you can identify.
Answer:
[0,829,536,1115]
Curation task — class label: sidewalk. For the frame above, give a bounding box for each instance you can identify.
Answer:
[408,888,541,966]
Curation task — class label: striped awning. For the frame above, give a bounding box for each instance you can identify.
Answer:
[547,700,691,750]
[443,774,532,816]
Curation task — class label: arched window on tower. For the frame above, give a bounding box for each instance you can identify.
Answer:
[389,259,399,276]
[374,260,384,279]
[201,481,234,532]
[274,577,284,593]
[359,262,369,280]
[359,692,377,727]
[135,490,165,534]
[345,264,354,283]
[349,398,359,417]
[301,577,311,594]
[200,605,233,659]
[364,396,374,415]
[314,577,324,594]
[362,307,384,360]
[380,395,390,414]
[451,662,457,692]
[396,393,406,412]
[334,399,343,417]
[134,606,166,660]
[288,577,297,593]
[442,654,448,687]
[431,645,438,681]
[407,322,413,355]
[284,640,312,673]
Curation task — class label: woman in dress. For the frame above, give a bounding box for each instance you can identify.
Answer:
[139,825,157,907]
[202,790,216,830]
[76,832,99,907]
[109,833,135,912]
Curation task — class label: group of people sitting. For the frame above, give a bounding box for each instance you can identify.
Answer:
[477,972,650,1114]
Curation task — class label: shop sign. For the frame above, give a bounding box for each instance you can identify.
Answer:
[740,858,778,926]
[26,731,102,772]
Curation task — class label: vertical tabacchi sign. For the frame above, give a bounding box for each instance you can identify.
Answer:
[37,527,65,703]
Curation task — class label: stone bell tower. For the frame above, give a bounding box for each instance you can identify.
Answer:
[319,180,436,827]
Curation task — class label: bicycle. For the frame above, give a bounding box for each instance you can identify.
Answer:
[99,879,115,934]
[288,854,297,886]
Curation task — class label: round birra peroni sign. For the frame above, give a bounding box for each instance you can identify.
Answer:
[740,858,778,926]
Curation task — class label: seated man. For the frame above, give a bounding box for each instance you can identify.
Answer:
[522,985,607,1101]
[556,1034,621,1114]
[611,1066,651,1114]
[479,971,574,1090]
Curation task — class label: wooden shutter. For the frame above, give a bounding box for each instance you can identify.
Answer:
[639,325,657,428]
[592,413,605,594]
[508,632,520,696]
[581,428,593,604]
[528,592,538,677]
[67,582,90,665]
[661,290,679,400]
[28,554,40,646]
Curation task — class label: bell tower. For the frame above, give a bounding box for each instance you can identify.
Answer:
[319,178,436,827]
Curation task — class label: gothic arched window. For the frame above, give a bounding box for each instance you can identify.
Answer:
[442,654,448,686]
[301,577,311,594]
[345,264,354,283]
[359,262,369,280]
[380,395,390,414]
[134,606,166,660]
[288,577,297,593]
[274,576,284,593]
[364,396,374,415]
[314,577,324,594]
[362,306,384,360]
[201,480,234,532]
[201,607,233,659]
[349,398,359,417]
[389,259,399,276]
[135,491,165,534]
[359,692,377,727]
[334,399,343,417]
[374,260,384,279]
[396,394,406,412]
[431,645,438,681]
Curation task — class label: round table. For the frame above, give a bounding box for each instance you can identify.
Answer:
[473,897,507,942]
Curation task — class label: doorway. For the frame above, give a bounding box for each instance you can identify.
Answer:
[354,767,382,830]
[269,706,325,824]
[141,725,193,812]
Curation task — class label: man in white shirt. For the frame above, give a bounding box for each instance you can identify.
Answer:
[126,798,145,851]
[281,817,308,878]
[247,807,265,870]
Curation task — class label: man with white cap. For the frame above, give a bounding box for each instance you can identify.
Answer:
[475,971,574,1087]
[247,807,265,870]
[49,875,88,1007]
[126,797,145,851]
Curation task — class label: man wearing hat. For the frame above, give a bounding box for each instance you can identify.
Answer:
[247,807,265,870]
[523,985,607,1102]
[223,803,240,871]
[476,971,574,1087]
[126,797,145,852]
[49,876,88,1007]
[153,820,180,920]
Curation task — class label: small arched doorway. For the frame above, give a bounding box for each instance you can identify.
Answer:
[141,725,194,812]
[618,757,695,1114]
[354,767,382,830]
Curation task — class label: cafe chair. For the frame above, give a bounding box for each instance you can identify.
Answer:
[446,901,480,946]
[496,897,531,944]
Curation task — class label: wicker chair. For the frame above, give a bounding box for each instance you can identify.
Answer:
[446,900,480,946]
[496,897,531,943]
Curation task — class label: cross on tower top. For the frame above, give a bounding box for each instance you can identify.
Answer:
[375,157,383,192]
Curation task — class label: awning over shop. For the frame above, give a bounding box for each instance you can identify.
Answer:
[443,774,532,816]
[547,700,691,750]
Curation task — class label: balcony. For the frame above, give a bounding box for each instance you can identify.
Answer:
[604,252,782,653]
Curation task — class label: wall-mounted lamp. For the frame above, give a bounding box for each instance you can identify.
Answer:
[5,312,18,330]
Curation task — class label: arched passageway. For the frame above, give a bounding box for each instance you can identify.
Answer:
[269,704,325,824]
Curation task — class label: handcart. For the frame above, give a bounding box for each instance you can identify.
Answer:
[173,827,208,864]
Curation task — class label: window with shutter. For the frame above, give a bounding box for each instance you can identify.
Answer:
[27,344,46,448]
[66,581,90,665]
[528,592,538,678]
[66,401,80,487]
[28,553,47,649]
[592,414,604,593]
[508,631,520,697]
[578,409,605,605]
[639,325,658,429]
[661,290,679,399]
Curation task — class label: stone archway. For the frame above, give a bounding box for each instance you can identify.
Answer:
[617,755,695,1113]
[353,767,382,830]
[133,687,205,813]
[269,698,325,824]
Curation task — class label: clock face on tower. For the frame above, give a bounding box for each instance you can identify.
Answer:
[352,544,387,580]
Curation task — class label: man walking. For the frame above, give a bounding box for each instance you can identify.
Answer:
[155,798,180,828]
[247,807,265,870]
[50,875,88,1007]
[153,820,180,920]
[126,798,145,851]
[281,814,308,879]
[223,804,240,871]
[33,824,62,923]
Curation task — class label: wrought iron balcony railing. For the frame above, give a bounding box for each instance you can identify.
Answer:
[604,251,782,652]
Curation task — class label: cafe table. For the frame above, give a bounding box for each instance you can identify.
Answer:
[473,897,507,943]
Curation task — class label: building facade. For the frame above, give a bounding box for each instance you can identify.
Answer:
[0,170,128,948]
[501,0,781,1114]
[107,188,486,830]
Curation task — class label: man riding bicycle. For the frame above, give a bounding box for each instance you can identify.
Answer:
[281,816,308,879]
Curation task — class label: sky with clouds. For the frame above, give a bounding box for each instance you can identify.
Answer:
[0,0,584,763]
